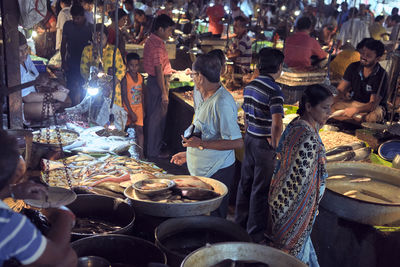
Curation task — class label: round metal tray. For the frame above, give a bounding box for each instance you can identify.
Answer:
[24,186,77,208]
[124,176,227,217]
[132,178,176,196]
[32,129,79,147]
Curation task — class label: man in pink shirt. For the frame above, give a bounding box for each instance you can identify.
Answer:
[143,14,175,158]
[284,17,328,70]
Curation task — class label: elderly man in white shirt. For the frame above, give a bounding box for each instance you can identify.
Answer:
[19,32,69,122]
[337,7,370,49]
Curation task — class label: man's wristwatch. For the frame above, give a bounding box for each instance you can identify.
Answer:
[198,141,204,150]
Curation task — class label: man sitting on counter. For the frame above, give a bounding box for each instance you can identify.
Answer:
[331,38,388,123]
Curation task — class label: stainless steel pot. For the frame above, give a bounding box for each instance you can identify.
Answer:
[155,216,252,267]
[72,234,167,266]
[180,242,307,267]
[67,194,135,240]
[322,162,400,226]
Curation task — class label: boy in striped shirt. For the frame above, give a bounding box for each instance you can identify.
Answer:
[235,48,285,243]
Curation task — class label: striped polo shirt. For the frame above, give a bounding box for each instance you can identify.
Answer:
[233,33,252,73]
[0,201,47,265]
[242,75,284,138]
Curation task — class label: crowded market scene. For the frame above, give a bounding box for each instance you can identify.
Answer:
[1,0,400,266]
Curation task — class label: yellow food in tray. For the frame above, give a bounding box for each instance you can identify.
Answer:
[33,129,78,145]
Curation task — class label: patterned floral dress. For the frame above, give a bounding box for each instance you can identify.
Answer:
[268,118,328,267]
[80,44,126,107]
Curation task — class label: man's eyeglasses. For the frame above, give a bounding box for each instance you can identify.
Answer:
[190,72,199,78]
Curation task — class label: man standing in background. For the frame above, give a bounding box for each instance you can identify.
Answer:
[143,14,175,158]
[61,4,93,105]
[235,48,284,243]
[56,0,72,51]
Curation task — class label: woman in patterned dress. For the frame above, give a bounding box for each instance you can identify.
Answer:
[268,84,334,267]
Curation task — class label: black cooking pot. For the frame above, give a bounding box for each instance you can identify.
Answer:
[67,194,135,240]
[155,216,252,267]
[72,234,167,266]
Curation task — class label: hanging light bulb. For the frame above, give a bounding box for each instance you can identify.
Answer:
[294,10,301,16]
[281,5,287,11]
[32,31,38,38]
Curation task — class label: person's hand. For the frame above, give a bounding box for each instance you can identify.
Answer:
[10,181,48,200]
[41,206,76,227]
[343,107,358,118]
[130,112,138,122]
[162,94,169,104]
[184,68,192,75]
[61,61,69,72]
[53,90,68,102]
[170,152,187,165]
[181,135,202,148]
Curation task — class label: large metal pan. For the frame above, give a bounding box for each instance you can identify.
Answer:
[124,176,228,217]
[180,242,307,267]
[321,162,400,226]
[155,216,252,267]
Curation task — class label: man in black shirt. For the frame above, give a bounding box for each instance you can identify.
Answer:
[61,5,93,105]
[332,38,388,123]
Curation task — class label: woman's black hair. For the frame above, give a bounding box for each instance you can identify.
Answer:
[0,131,20,190]
[193,54,221,83]
[297,84,333,116]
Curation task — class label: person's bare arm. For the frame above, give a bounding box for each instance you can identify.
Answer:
[60,33,67,70]
[121,77,138,122]
[182,136,243,150]
[343,94,381,117]
[271,113,283,149]
[336,79,351,98]
[27,208,77,267]
[155,65,168,102]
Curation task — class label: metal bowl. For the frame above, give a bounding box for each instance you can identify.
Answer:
[125,176,228,217]
[181,242,307,267]
[132,178,176,196]
[77,256,111,267]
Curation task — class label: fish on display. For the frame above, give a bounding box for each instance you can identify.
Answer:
[95,182,126,194]
[325,142,366,156]
[73,217,122,234]
[72,186,125,199]
[327,175,400,204]
[326,147,371,162]
[175,187,220,201]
